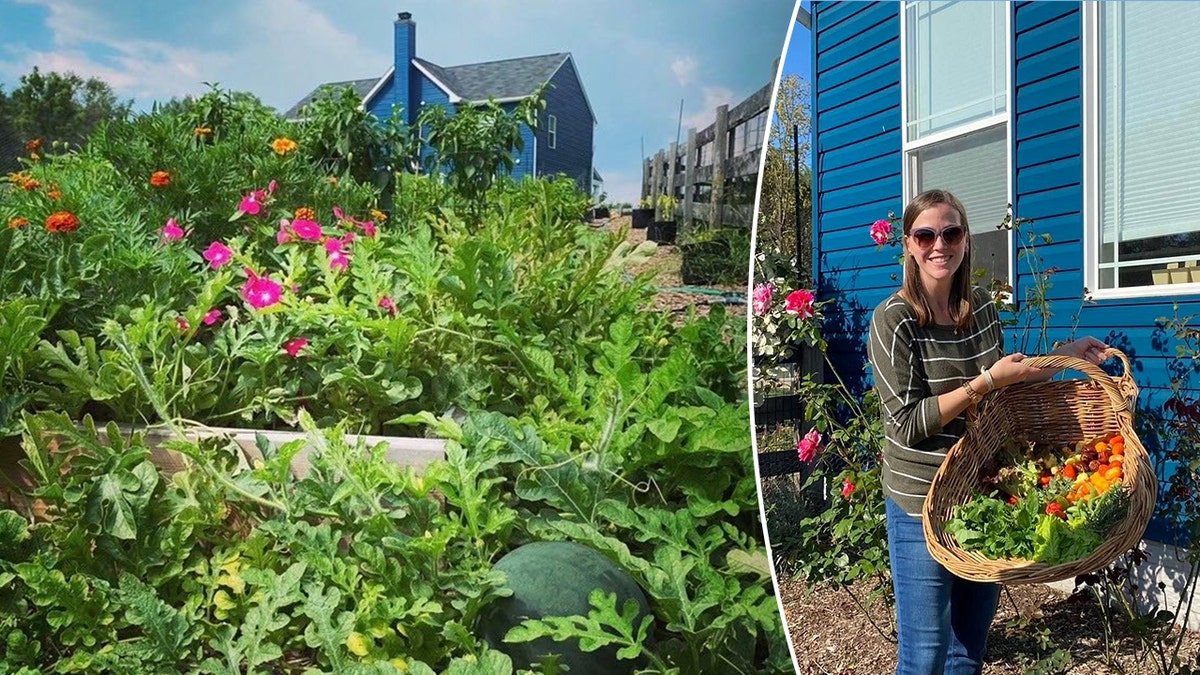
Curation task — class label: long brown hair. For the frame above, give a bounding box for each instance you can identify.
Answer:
[901,189,975,330]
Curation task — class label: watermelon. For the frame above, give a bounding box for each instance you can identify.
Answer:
[477,541,653,674]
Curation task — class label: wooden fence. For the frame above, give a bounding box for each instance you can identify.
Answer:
[641,80,772,229]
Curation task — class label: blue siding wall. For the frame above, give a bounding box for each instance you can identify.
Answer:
[536,57,594,191]
[813,0,1200,542]
[365,77,396,121]
[812,1,903,396]
[500,102,534,181]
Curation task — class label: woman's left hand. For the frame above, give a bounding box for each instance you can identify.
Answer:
[1055,336,1108,365]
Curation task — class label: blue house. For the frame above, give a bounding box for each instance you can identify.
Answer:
[810,1,1198,620]
[284,11,597,194]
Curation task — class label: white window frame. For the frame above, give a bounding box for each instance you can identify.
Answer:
[1081,2,1199,299]
[547,114,557,150]
[900,1,1014,292]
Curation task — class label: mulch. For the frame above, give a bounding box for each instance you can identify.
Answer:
[777,574,1200,674]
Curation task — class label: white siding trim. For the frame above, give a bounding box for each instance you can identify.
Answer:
[411,60,463,103]
[360,66,395,111]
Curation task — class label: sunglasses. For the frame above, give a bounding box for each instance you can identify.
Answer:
[908,225,966,249]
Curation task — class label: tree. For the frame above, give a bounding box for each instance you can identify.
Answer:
[757,73,813,284]
[5,67,133,148]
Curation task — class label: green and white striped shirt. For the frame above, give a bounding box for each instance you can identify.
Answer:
[867,287,1005,516]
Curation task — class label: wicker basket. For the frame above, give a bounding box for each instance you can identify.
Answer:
[922,348,1157,584]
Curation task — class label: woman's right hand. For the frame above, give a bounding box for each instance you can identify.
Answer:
[986,353,1042,389]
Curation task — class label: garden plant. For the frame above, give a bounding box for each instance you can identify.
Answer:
[0,83,788,673]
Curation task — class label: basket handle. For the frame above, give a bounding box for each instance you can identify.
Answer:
[1020,347,1138,417]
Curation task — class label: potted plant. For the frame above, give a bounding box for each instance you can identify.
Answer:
[631,196,654,229]
[649,194,678,244]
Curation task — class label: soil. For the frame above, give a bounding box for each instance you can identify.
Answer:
[597,214,747,321]
[776,574,1200,675]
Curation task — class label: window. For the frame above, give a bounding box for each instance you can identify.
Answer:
[903,1,1010,286]
[1084,2,1200,295]
[733,110,768,158]
[547,114,557,150]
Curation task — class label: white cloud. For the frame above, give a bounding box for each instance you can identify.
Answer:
[680,85,735,134]
[670,55,696,86]
[4,0,385,112]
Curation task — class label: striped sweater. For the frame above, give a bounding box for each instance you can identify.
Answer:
[867,287,1005,516]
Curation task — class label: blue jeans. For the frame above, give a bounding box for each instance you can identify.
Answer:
[885,497,999,675]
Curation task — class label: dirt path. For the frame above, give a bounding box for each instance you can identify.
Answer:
[599,214,747,321]
[777,574,1199,674]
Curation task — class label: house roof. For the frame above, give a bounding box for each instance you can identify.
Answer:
[282,77,381,119]
[418,52,568,102]
[284,51,596,124]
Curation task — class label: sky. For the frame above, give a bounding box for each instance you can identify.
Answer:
[0,0,798,205]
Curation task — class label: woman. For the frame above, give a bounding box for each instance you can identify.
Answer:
[866,189,1106,675]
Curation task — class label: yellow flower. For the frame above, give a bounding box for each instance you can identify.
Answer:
[271,137,298,155]
[193,126,212,136]
[370,209,388,222]
[327,176,339,185]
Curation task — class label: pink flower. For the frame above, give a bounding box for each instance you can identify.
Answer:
[324,237,345,254]
[796,429,822,463]
[752,283,773,316]
[291,219,322,241]
[267,179,278,194]
[784,289,815,319]
[870,219,892,246]
[276,226,293,245]
[203,241,233,269]
[241,269,282,309]
[175,316,189,332]
[283,337,308,358]
[379,295,397,316]
[362,221,376,238]
[202,308,222,326]
[329,251,349,272]
[332,205,346,222]
[161,217,185,242]
[238,189,268,216]
[842,478,855,499]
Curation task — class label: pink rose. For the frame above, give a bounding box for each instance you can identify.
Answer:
[202,308,222,326]
[379,295,397,316]
[752,283,773,316]
[784,289,815,320]
[842,478,855,499]
[796,429,822,463]
[870,219,892,246]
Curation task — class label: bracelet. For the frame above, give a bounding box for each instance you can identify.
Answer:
[981,367,995,392]
[962,379,983,404]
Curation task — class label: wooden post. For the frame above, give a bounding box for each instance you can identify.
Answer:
[683,128,697,223]
[711,104,729,229]
[651,150,664,219]
[666,141,678,214]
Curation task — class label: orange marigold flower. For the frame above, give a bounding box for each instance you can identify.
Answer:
[25,138,41,152]
[47,189,62,200]
[271,137,298,155]
[370,209,387,222]
[150,171,171,187]
[45,211,80,234]
[7,217,29,229]
[194,126,212,137]
[294,207,316,221]
[22,179,40,191]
